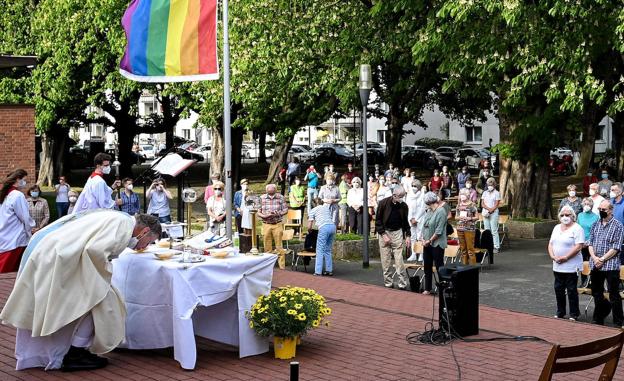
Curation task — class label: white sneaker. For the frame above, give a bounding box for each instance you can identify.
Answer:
[406,253,418,262]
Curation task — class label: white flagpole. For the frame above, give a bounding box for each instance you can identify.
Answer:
[223,0,232,240]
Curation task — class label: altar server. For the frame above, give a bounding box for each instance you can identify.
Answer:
[71,153,120,214]
[0,211,161,371]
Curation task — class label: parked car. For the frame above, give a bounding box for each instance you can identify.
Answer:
[435,146,458,158]
[195,145,211,161]
[314,146,354,166]
[356,148,386,165]
[140,144,156,160]
[403,148,453,169]
[355,142,385,155]
[455,147,491,170]
[289,145,315,163]
[550,147,573,158]
[176,147,204,162]
[401,145,425,157]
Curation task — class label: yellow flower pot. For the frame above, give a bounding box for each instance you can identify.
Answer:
[273,336,297,359]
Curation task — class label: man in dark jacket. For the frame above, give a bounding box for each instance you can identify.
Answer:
[375,186,411,289]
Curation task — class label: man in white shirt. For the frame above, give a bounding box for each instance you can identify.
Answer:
[72,153,120,214]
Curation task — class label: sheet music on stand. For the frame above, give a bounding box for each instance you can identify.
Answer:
[153,153,196,177]
[162,223,187,239]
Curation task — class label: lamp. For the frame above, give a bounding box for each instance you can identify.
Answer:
[359,64,372,269]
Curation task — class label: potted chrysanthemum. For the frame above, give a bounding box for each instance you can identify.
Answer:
[246,286,331,359]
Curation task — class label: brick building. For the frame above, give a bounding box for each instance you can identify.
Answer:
[0,105,36,179]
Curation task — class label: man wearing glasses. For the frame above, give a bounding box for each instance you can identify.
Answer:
[588,200,624,327]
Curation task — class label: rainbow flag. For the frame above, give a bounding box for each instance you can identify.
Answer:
[119,0,218,82]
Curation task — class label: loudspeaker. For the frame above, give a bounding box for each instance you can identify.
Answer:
[438,264,479,337]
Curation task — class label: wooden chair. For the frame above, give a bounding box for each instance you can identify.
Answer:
[578,261,593,319]
[292,250,316,273]
[444,245,459,264]
[538,331,624,381]
[497,214,509,247]
[284,209,303,240]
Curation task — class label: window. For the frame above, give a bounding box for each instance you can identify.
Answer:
[377,130,386,143]
[182,129,191,140]
[145,103,154,115]
[466,126,482,143]
[596,125,605,141]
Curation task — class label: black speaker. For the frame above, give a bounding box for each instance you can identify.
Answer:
[438,264,479,337]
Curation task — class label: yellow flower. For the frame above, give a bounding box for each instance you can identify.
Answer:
[297,313,307,321]
[294,303,303,310]
[302,296,311,301]
[280,303,287,308]
[249,322,254,328]
[312,319,320,327]
[279,297,287,302]
[287,309,297,315]
[261,318,268,323]
[323,308,332,315]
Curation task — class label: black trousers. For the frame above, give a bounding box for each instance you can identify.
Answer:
[591,269,623,326]
[235,214,243,234]
[423,245,444,291]
[580,247,590,285]
[348,207,363,235]
[553,271,579,318]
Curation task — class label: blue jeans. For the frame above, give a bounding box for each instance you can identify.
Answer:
[315,224,336,274]
[483,209,500,249]
[151,214,172,224]
[307,187,319,213]
[56,202,69,218]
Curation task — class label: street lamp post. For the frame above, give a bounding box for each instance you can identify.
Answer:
[359,64,372,269]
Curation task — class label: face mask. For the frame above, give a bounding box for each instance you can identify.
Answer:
[583,205,591,213]
[326,180,334,186]
[31,191,39,198]
[488,186,495,191]
[568,191,576,197]
[462,170,467,174]
[369,177,374,182]
[560,216,571,225]
[587,173,592,177]
[18,179,26,188]
[600,210,608,219]
[589,189,596,196]
[483,172,489,177]
[602,174,608,179]
[241,184,248,191]
[353,183,361,189]
[126,184,134,191]
[215,190,223,196]
[610,191,617,199]
[434,173,439,177]
[348,167,353,171]
[69,196,77,203]
[102,166,111,175]
[443,169,448,173]
[379,179,385,185]
[459,195,467,202]
[157,186,164,192]
[465,183,472,189]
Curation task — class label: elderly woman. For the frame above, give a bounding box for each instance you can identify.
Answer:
[206,181,227,235]
[480,177,501,253]
[421,191,448,294]
[577,197,599,285]
[67,190,79,215]
[455,188,479,265]
[26,185,50,233]
[347,177,365,234]
[406,179,426,262]
[548,205,584,320]
[559,184,582,216]
[308,198,336,276]
[318,173,341,225]
[464,178,478,203]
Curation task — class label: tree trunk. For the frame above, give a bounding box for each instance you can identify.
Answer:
[266,134,295,184]
[613,113,624,178]
[52,128,69,179]
[576,107,600,176]
[117,121,137,179]
[386,106,404,167]
[507,159,552,219]
[258,130,267,163]
[497,111,515,204]
[231,127,244,189]
[210,126,225,179]
[37,132,54,187]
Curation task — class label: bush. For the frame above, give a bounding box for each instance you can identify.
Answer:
[415,138,464,149]
[335,233,363,241]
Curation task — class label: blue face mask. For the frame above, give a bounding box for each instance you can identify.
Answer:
[31,191,39,198]
[602,174,608,179]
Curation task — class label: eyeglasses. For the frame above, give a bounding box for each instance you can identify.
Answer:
[214,188,223,191]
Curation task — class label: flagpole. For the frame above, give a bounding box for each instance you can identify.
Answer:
[223,0,233,240]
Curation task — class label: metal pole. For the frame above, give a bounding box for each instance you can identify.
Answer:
[223,0,233,240]
[360,91,370,268]
[289,361,299,381]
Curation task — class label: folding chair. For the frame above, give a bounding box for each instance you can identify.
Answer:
[444,245,459,264]
[578,261,593,319]
[284,209,303,240]
[539,331,624,381]
[497,215,509,247]
[292,250,316,272]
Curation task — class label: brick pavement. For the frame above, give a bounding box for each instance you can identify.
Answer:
[0,270,622,381]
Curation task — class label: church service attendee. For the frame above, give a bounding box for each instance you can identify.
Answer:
[54,176,71,218]
[116,178,140,216]
[0,211,161,371]
[288,176,306,213]
[421,191,448,294]
[318,173,341,225]
[72,153,120,214]
[559,184,582,216]
[257,184,289,269]
[589,183,605,215]
[206,181,227,236]
[203,173,221,204]
[308,198,337,276]
[406,179,426,262]
[26,185,50,233]
[67,190,79,215]
[234,178,249,234]
[0,169,35,273]
[147,178,173,223]
[347,177,365,234]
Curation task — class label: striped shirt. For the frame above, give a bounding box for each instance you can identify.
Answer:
[27,197,50,229]
[589,217,623,271]
[259,193,288,224]
[119,191,140,216]
[308,204,335,229]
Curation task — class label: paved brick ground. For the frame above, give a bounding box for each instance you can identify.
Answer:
[0,270,622,381]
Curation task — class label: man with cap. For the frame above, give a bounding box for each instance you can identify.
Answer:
[304,165,320,213]
[234,179,249,234]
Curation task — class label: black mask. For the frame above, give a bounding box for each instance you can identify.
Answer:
[600,210,608,219]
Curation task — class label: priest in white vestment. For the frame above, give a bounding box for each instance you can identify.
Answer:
[406,179,426,261]
[72,152,121,214]
[0,210,161,371]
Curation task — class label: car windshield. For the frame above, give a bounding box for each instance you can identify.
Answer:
[336,147,352,156]
[142,145,153,150]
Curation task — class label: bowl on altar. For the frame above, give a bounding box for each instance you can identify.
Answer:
[154,251,176,260]
[156,239,171,248]
[211,251,229,258]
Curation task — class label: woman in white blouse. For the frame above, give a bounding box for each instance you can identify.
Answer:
[347,177,365,235]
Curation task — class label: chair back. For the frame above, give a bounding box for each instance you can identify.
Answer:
[498,214,509,224]
[620,265,624,281]
[444,246,459,260]
[282,229,295,242]
[286,209,302,223]
[538,331,624,381]
[582,261,590,276]
[412,241,423,253]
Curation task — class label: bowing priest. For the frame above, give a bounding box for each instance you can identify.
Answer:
[0,210,161,371]
[72,153,121,214]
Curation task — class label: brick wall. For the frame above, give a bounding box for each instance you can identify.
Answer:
[0,105,36,180]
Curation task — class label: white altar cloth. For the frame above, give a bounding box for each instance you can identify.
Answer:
[111,250,277,369]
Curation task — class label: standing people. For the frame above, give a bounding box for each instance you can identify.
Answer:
[286,157,300,186]
[420,192,448,294]
[344,163,358,183]
[0,169,35,273]
[72,153,120,214]
[347,177,365,235]
[464,178,478,203]
[384,164,395,179]
[288,176,306,214]
[376,176,392,203]
[257,184,289,269]
[147,178,173,223]
[206,181,227,236]
[26,185,50,233]
[67,191,79,215]
[318,173,341,226]
[429,170,443,193]
[307,199,337,276]
[588,200,624,326]
[54,176,71,218]
[477,166,491,193]
[457,166,470,190]
[597,170,613,197]
[203,173,221,204]
[583,170,597,196]
[559,184,582,216]
[455,188,479,265]
[375,186,411,290]
[440,166,453,199]
[589,183,605,215]
[304,166,320,213]
[116,178,140,216]
[577,197,599,285]
[406,180,426,262]
[548,205,584,320]
[338,175,350,233]
[481,177,502,254]
[400,168,413,193]
[234,179,249,234]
